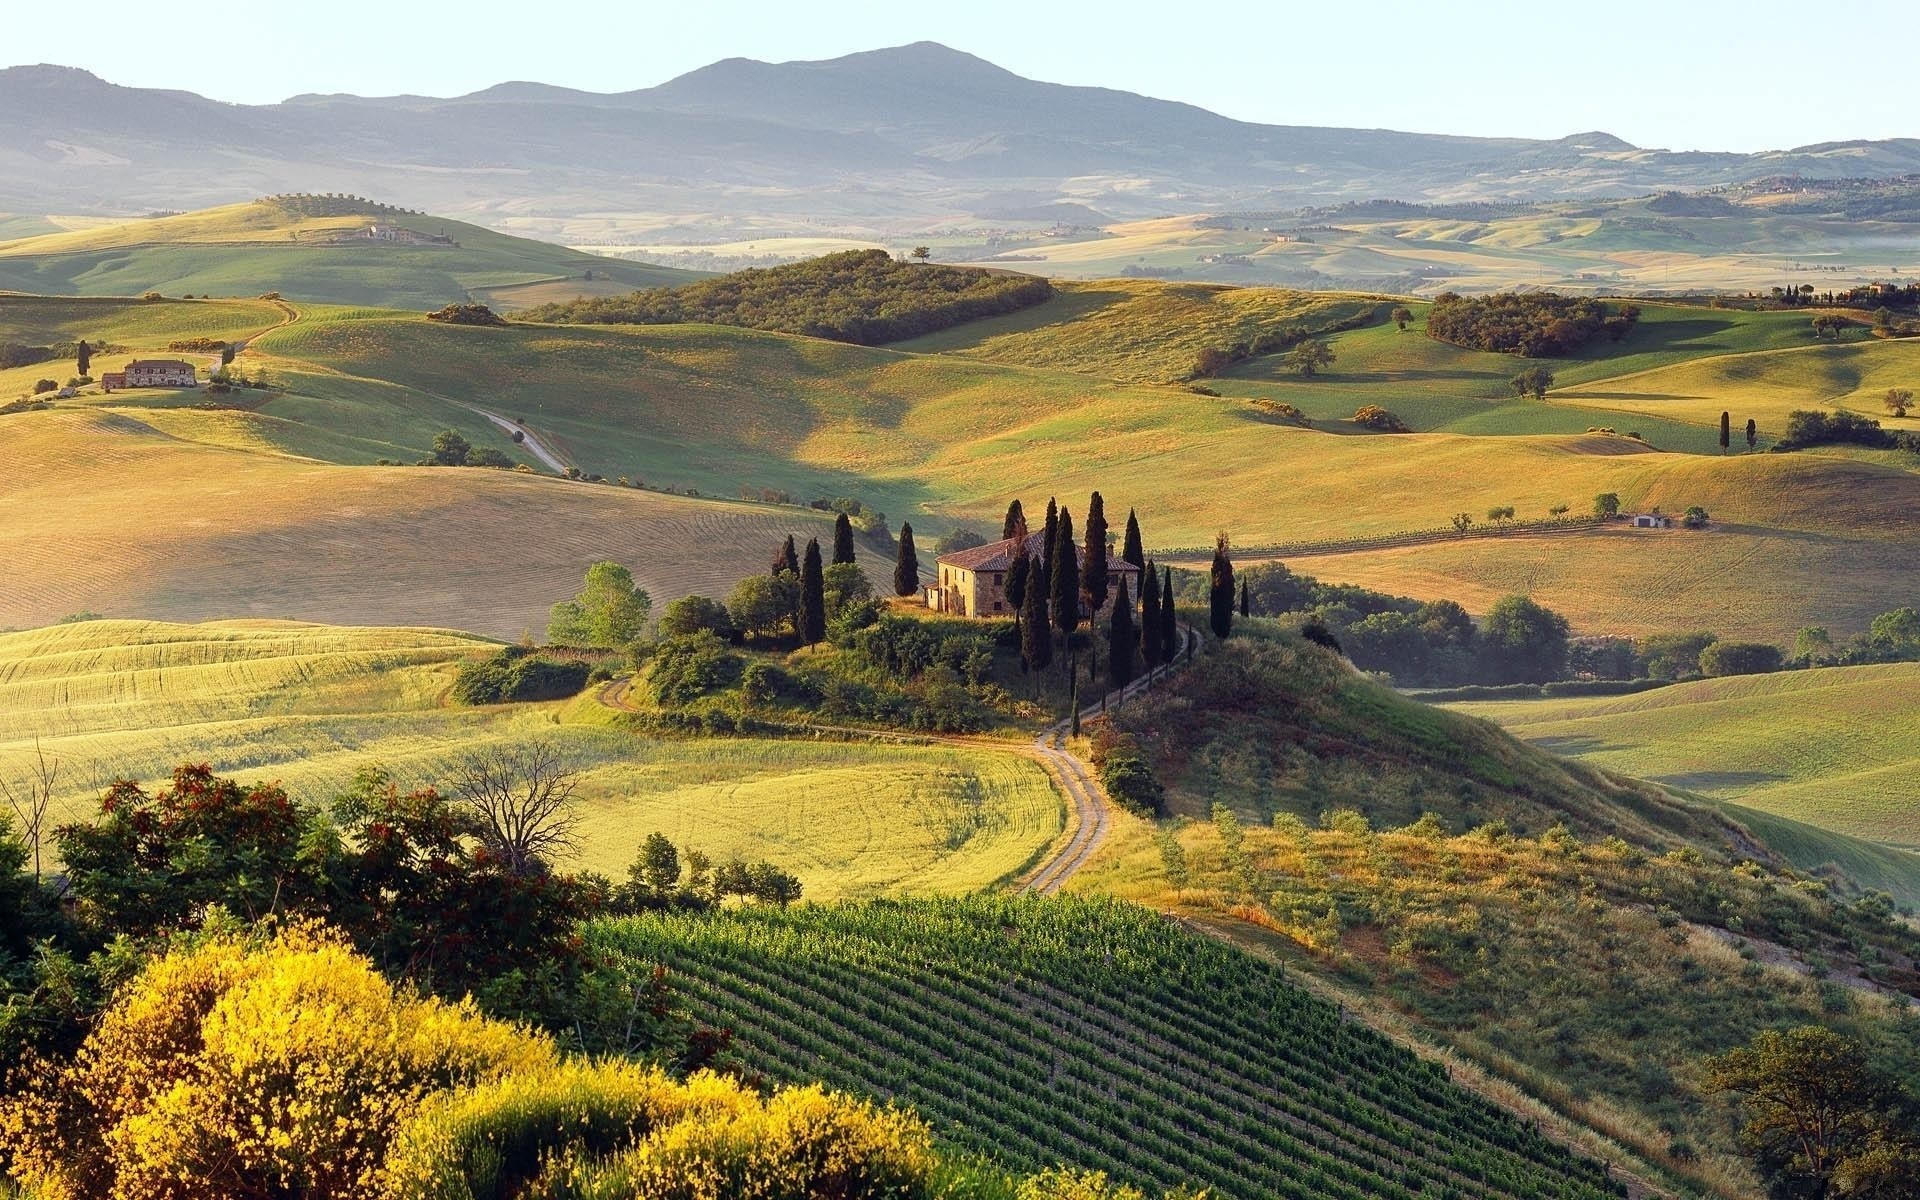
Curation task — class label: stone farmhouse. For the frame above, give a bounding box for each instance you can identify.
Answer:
[101,360,196,390]
[928,530,1140,619]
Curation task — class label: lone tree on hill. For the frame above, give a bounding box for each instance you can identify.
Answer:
[430,429,472,466]
[910,246,931,263]
[450,741,582,877]
[1594,492,1621,518]
[1746,417,1758,451]
[1140,558,1163,667]
[1209,534,1235,640]
[1051,508,1081,655]
[1001,498,1027,540]
[1108,578,1137,690]
[798,538,826,645]
[1121,508,1144,571]
[1083,491,1110,616]
[1720,410,1731,452]
[1160,566,1178,660]
[1286,339,1335,378]
[75,339,91,377]
[1887,387,1914,418]
[893,523,919,597]
[1510,366,1554,401]
[832,512,856,565]
[773,534,799,577]
[1391,306,1413,331]
[1020,557,1051,672]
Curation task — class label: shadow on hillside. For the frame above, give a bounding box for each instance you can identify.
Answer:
[1650,770,1791,792]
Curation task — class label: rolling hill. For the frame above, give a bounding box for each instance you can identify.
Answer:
[0,196,698,309]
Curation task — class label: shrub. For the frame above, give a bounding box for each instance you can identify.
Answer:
[1088,727,1165,817]
[30,379,56,395]
[649,632,742,706]
[425,304,507,327]
[1247,398,1309,424]
[1699,641,1785,677]
[452,648,592,704]
[1350,405,1410,432]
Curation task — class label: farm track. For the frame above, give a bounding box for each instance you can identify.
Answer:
[594,624,1202,894]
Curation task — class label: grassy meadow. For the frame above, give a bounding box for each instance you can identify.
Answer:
[1450,663,1920,849]
[0,619,1062,900]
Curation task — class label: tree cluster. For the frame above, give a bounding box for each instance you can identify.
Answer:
[1427,293,1639,357]
[524,250,1056,346]
[1776,409,1920,453]
[424,303,508,326]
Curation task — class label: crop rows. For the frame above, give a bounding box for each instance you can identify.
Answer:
[590,896,1623,1200]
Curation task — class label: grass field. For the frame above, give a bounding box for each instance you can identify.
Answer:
[0,200,700,309]
[0,619,1062,900]
[1450,663,1920,848]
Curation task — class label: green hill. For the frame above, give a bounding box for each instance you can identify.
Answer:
[590,895,1624,1200]
[0,196,700,309]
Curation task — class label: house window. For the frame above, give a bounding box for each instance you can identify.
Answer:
[993,573,1003,584]
[993,602,1004,612]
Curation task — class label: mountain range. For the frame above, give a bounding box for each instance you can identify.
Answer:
[5,41,1920,225]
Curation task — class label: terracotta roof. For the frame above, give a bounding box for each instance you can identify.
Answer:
[126,359,195,371]
[937,529,1139,575]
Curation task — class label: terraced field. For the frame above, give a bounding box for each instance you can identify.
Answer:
[591,896,1623,1200]
[1451,663,1920,848]
[0,619,1062,899]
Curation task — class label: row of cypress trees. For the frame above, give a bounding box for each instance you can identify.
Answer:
[769,512,866,647]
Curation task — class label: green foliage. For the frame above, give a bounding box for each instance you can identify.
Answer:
[452,647,593,705]
[1350,404,1409,432]
[1427,293,1638,356]
[894,523,921,598]
[798,538,826,646]
[1208,535,1234,641]
[657,595,734,640]
[426,304,509,327]
[1509,366,1555,400]
[1088,727,1163,818]
[1480,594,1570,684]
[547,561,652,649]
[648,632,743,706]
[526,250,1055,345]
[725,574,798,641]
[823,562,873,619]
[1776,408,1920,453]
[1699,641,1785,677]
[1285,338,1335,377]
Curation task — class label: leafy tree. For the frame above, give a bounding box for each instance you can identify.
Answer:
[1510,366,1554,400]
[893,523,920,597]
[650,629,743,702]
[1121,508,1144,571]
[1480,594,1570,683]
[74,339,90,376]
[1427,292,1635,355]
[1051,508,1081,648]
[1795,626,1834,661]
[1002,498,1027,540]
[1286,339,1335,377]
[1747,417,1759,451]
[1683,505,1711,528]
[773,534,799,578]
[1486,505,1516,525]
[1020,556,1051,672]
[632,832,682,897]
[798,537,826,645]
[658,594,734,639]
[1699,641,1784,677]
[1886,388,1914,418]
[1108,578,1137,690]
[910,246,931,262]
[1140,558,1163,667]
[1869,606,1920,652]
[1721,410,1731,451]
[832,512,857,564]
[1083,491,1110,616]
[726,573,798,640]
[934,526,987,557]
[547,560,651,647]
[822,561,872,618]
[1451,513,1474,534]
[430,429,472,466]
[1593,492,1621,518]
[1209,534,1235,640]
[1390,306,1413,331]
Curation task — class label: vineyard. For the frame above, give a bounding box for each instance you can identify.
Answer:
[590,896,1623,1200]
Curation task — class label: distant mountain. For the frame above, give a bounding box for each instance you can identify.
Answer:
[5,46,1920,224]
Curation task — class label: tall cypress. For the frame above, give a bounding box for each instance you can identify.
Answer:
[1020,554,1051,672]
[1240,578,1250,618]
[799,538,826,644]
[832,512,856,565]
[773,534,799,577]
[1006,538,1030,614]
[1039,498,1059,601]
[1082,491,1110,616]
[1209,534,1235,640]
[1719,410,1731,452]
[76,339,91,377]
[1051,507,1080,646]
[1745,418,1758,452]
[1108,577,1136,690]
[1140,558,1162,666]
[893,523,920,597]
[1160,566,1178,661]
[1001,499,1027,541]
[1121,508,1145,572]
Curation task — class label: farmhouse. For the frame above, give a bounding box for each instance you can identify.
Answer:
[927,529,1140,619]
[103,360,196,390]
[1629,513,1673,529]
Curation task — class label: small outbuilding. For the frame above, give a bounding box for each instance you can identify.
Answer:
[1629,513,1673,529]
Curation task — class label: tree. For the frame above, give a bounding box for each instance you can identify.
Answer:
[1721,410,1732,451]
[658,595,733,640]
[1051,508,1081,650]
[1,739,57,882]
[546,561,652,648]
[1020,555,1051,673]
[1480,595,1570,684]
[1593,492,1621,518]
[449,741,582,877]
[910,246,931,263]
[1209,533,1235,640]
[1683,505,1711,529]
[1706,1026,1901,1199]
[1005,539,1031,616]
[1108,578,1137,690]
[1239,579,1250,618]
[1121,508,1144,571]
[633,832,681,897]
[798,537,826,645]
[75,339,90,377]
[725,573,798,640]
[1451,513,1474,534]
[1699,641,1784,677]
[1747,417,1759,451]
[1286,339,1335,377]
[893,523,920,596]
[1140,558,1163,667]
[1886,388,1914,418]
[933,527,987,557]
[822,562,871,618]
[430,429,472,466]
[1486,505,1515,525]
[1082,491,1110,616]
[1795,626,1834,662]
[773,534,799,578]
[1390,306,1413,331]
[1868,606,1920,652]
[1160,566,1178,661]
[1001,499,1027,541]
[1040,498,1059,601]
[1510,366,1554,400]
[832,512,857,564]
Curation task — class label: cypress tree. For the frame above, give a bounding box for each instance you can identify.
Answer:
[1082,491,1110,616]
[1020,555,1051,672]
[832,512,856,565]
[76,339,91,377]
[1001,499,1027,541]
[1051,507,1080,647]
[1719,410,1731,452]
[1140,558,1162,667]
[799,538,826,645]
[1108,577,1137,690]
[893,523,920,597]
[1240,578,1250,618]
[1745,418,1758,451]
[1039,498,1059,601]
[1006,539,1030,614]
[1121,508,1144,572]
[1160,565,1177,660]
[1209,534,1235,640]
[773,534,799,577]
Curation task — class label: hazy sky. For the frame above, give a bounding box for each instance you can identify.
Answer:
[10,0,1916,152]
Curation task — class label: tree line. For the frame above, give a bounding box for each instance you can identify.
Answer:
[1426,292,1640,357]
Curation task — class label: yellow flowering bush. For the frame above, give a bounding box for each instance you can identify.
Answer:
[1,925,554,1200]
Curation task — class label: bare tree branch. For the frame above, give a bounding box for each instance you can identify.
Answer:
[449,740,582,875]
[0,738,58,882]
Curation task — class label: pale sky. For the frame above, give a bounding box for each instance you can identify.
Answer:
[9,0,1916,153]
